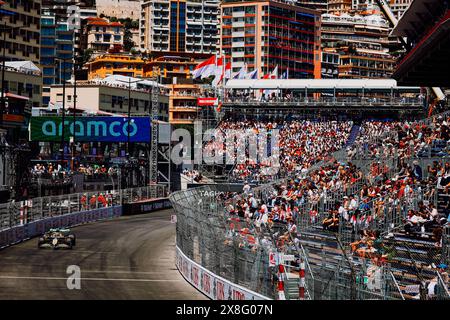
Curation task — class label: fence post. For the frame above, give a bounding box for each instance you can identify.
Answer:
[299,261,305,300]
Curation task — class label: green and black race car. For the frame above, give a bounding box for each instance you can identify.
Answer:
[38,228,76,249]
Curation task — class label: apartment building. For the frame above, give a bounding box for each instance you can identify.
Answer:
[0,0,41,65]
[328,0,352,13]
[83,17,125,53]
[85,54,145,80]
[297,0,330,14]
[140,0,220,55]
[320,12,394,78]
[221,0,321,79]
[50,76,169,120]
[2,61,42,109]
[167,83,201,124]
[389,0,413,20]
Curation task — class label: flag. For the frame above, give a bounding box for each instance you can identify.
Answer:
[246,69,258,79]
[191,55,216,79]
[281,68,288,79]
[212,59,232,87]
[262,65,279,96]
[211,56,224,87]
[271,65,279,79]
[224,62,231,79]
[216,101,222,113]
[233,64,247,79]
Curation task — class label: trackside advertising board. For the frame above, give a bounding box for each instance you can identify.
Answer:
[175,246,270,300]
[30,116,151,142]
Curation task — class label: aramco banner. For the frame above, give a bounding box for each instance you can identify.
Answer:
[30,116,151,142]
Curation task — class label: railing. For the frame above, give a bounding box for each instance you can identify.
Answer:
[389,270,405,300]
[224,97,424,108]
[436,271,450,299]
[0,185,167,231]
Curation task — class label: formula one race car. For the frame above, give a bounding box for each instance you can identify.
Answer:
[38,228,76,250]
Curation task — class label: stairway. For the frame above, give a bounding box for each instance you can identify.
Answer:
[385,231,448,299]
[345,124,361,147]
[437,190,449,217]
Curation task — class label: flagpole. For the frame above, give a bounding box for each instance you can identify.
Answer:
[222,50,225,106]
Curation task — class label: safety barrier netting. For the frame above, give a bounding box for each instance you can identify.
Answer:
[0,185,167,231]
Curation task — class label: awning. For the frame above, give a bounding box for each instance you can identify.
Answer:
[1,92,30,101]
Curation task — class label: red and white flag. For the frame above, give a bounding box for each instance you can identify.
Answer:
[191,55,216,79]
[262,65,279,96]
[212,58,231,87]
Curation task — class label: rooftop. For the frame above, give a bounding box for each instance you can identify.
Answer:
[225,79,418,89]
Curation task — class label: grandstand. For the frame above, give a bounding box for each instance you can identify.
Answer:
[224,79,424,115]
[171,102,450,300]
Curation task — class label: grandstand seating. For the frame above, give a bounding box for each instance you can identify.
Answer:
[213,110,450,300]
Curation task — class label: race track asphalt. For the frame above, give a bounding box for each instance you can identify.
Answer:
[0,209,207,300]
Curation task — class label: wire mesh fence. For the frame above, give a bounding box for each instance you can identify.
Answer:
[0,185,167,231]
[170,185,277,299]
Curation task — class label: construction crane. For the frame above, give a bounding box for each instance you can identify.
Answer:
[376,0,446,101]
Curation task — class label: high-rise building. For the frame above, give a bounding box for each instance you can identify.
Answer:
[328,0,352,13]
[140,0,220,55]
[296,0,329,14]
[389,0,413,20]
[40,1,76,106]
[0,0,41,65]
[320,13,394,78]
[40,1,97,106]
[221,0,321,79]
[351,0,380,14]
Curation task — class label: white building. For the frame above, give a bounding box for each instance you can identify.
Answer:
[140,0,219,54]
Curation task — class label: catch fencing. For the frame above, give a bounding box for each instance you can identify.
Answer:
[0,185,167,232]
[170,185,276,299]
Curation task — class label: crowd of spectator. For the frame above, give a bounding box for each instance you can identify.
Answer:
[30,163,117,181]
[219,113,450,266]
[182,169,206,183]
[205,119,353,183]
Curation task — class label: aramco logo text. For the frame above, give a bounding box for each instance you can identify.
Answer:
[42,119,138,138]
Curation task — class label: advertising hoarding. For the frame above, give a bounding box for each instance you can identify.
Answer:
[30,116,151,142]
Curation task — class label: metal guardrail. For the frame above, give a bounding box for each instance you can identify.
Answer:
[224,97,424,108]
[0,185,167,231]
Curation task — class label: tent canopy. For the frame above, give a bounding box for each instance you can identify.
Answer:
[5,61,40,74]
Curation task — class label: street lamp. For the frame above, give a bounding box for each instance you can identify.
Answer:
[71,61,78,172]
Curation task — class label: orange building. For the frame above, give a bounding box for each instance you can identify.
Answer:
[85,54,146,80]
[143,55,197,82]
[168,84,201,124]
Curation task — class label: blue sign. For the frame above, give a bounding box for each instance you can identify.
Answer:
[30,116,151,143]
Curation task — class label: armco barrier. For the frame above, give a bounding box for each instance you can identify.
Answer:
[0,206,122,249]
[176,246,270,300]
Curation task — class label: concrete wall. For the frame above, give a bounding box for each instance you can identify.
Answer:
[96,0,141,21]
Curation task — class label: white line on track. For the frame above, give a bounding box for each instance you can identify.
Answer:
[0,275,181,282]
